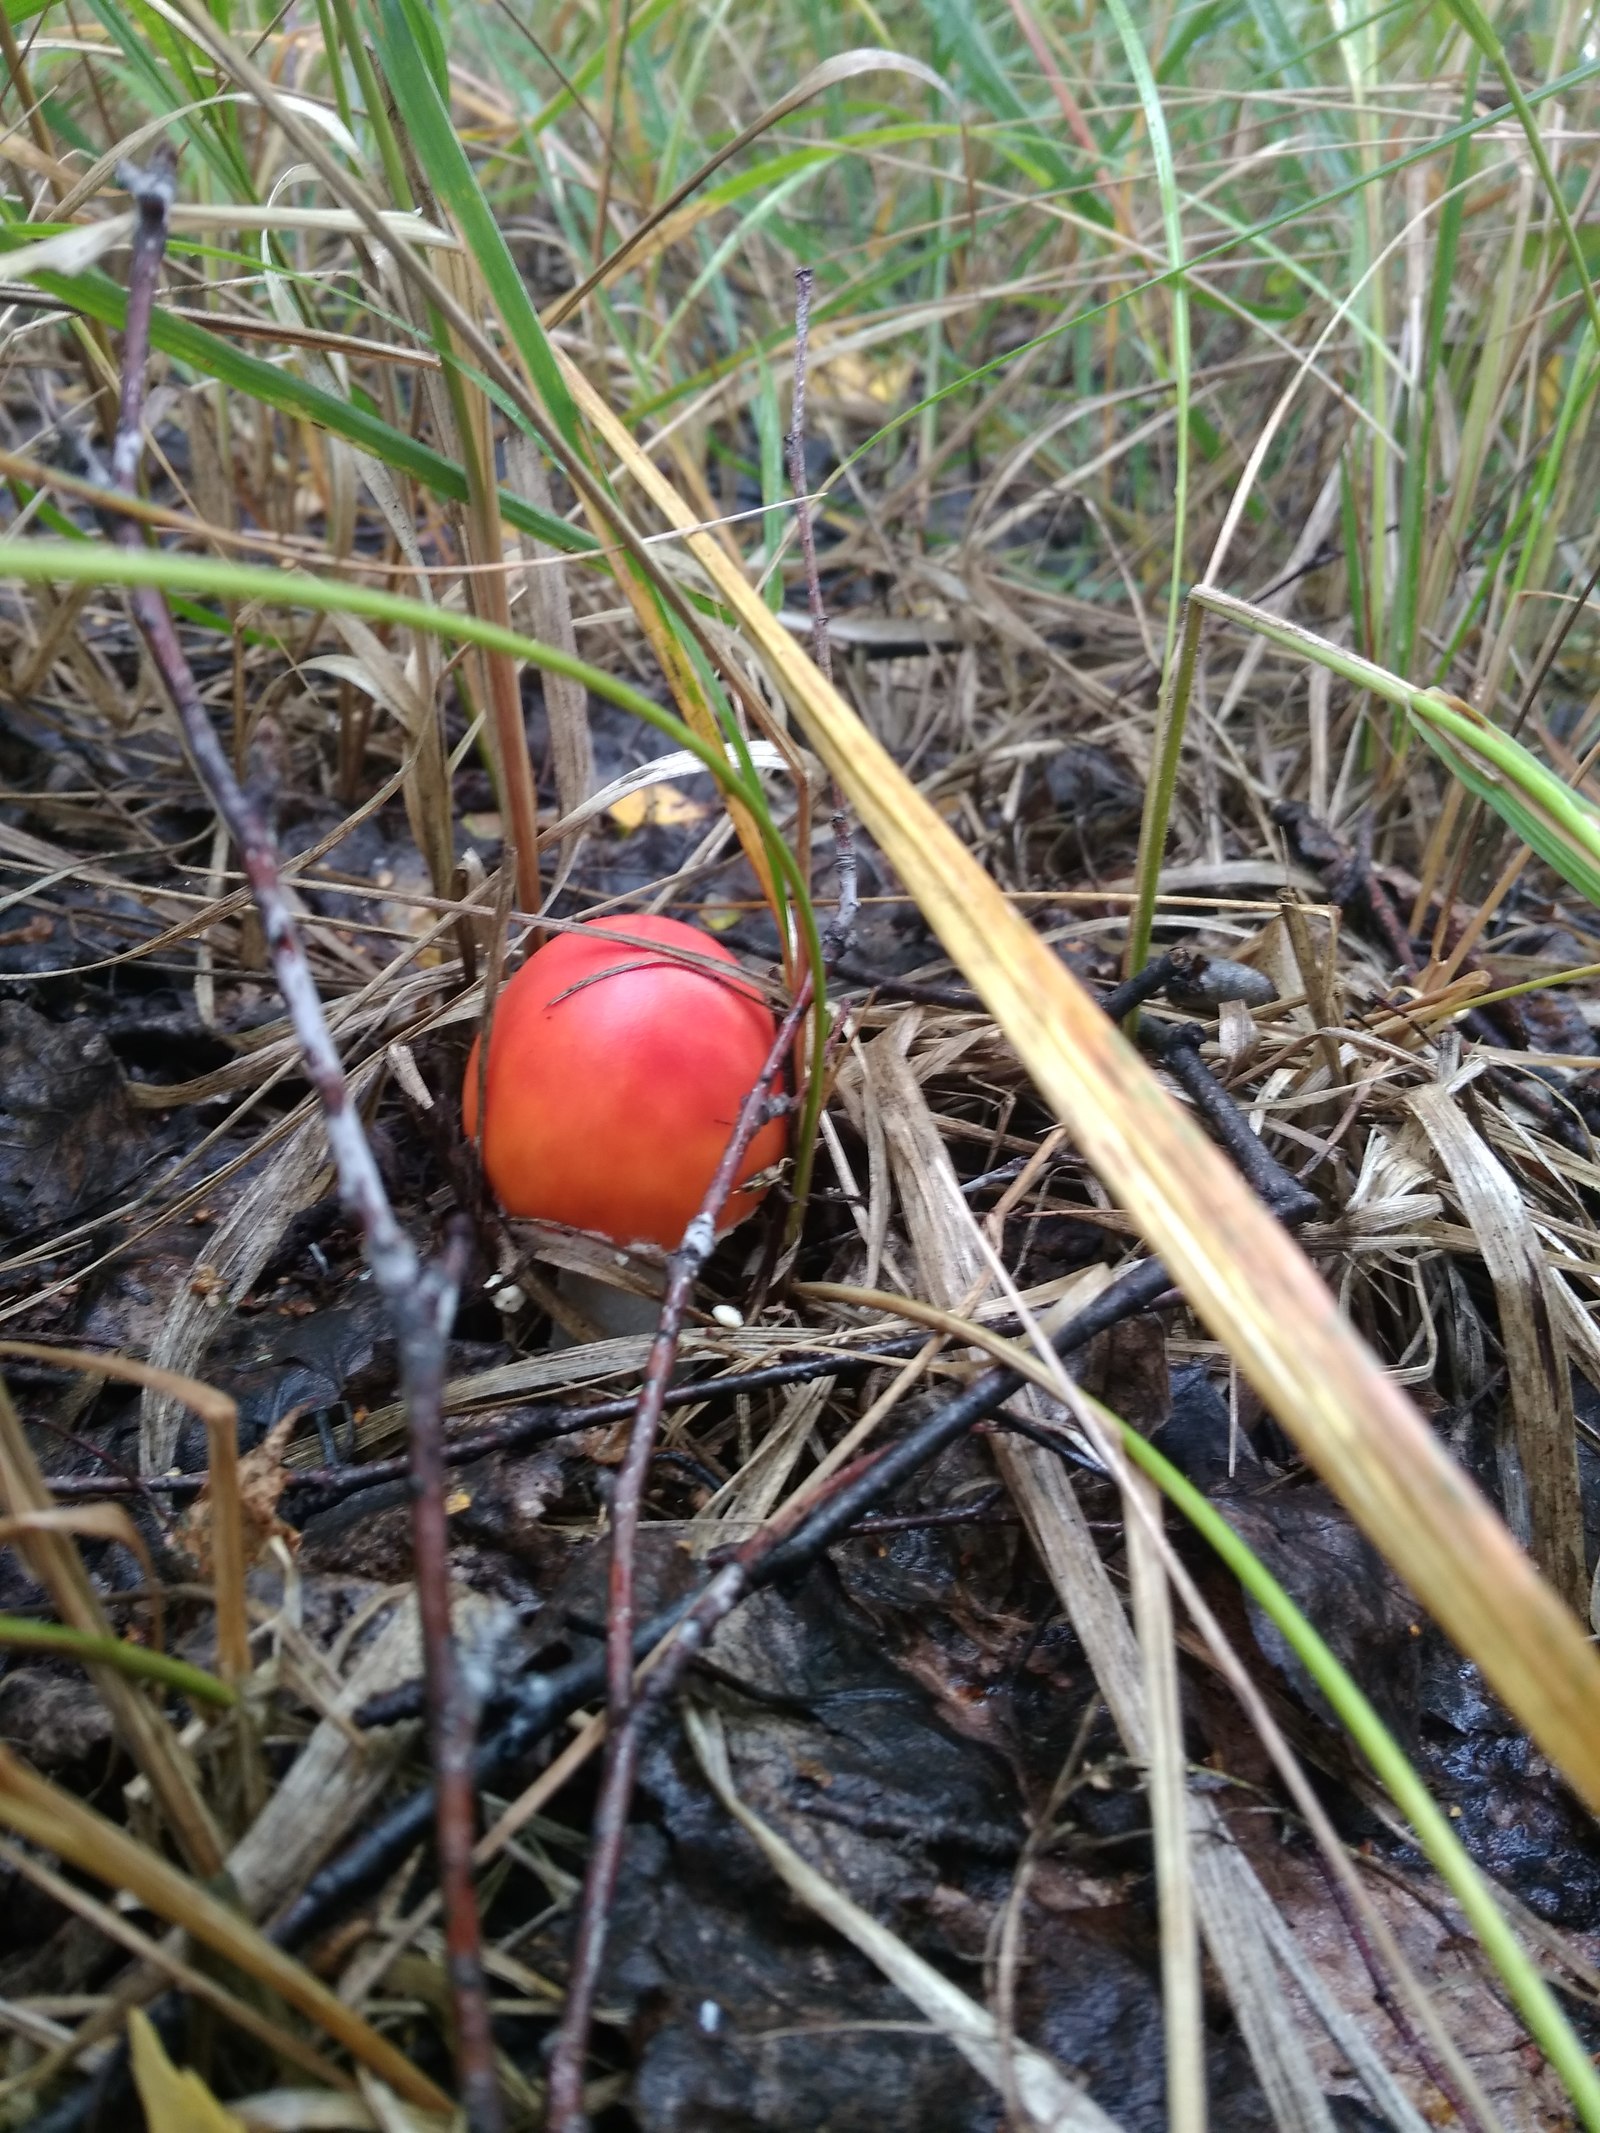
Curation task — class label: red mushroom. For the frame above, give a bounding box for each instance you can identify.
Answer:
[463,915,789,1252]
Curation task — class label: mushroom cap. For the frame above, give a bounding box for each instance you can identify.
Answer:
[463,915,789,1250]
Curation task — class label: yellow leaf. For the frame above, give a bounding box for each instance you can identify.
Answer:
[607,782,711,834]
[129,2009,246,2132]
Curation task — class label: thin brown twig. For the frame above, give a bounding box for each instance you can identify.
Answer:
[545,977,813,2132]
[106,150,503,2133]
[785,268,831,691]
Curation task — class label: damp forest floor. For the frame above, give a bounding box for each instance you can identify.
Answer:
[5,2,1600,2131]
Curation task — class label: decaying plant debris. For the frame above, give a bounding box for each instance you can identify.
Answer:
[4,6,1600,2131]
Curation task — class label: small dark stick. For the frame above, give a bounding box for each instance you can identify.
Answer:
[545,979,813,2133]
[786,265,859,957]
[106,152,503,2133]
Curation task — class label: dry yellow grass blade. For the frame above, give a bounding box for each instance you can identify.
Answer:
[0,1374,225,1874]
[0,1746,452,2112]
[0,1343,250,1683]
[562,354,1600,1810]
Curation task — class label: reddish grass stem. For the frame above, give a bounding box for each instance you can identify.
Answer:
[786,264,858,954]
[545,978,812,2133]
[108,150,503,2133]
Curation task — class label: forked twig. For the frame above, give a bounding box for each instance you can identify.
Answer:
[107,149,503,2133]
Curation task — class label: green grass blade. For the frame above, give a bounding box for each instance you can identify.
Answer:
[369,0,591,459]
[30,269,596,554]
[0,1616,236,1707]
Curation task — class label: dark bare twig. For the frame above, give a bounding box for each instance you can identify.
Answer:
[1142,1022,1317,1221]
[107,152,502,2133]
[545,979,813,2132]
[831,955,982,1010]
[46,1337,938,1503]
[786,264,858,958]
[785,268,829,688]
[1099,949,1182,1024]
[110,157,423,1318]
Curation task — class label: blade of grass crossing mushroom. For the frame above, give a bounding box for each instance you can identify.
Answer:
[551,356,1600,1817]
